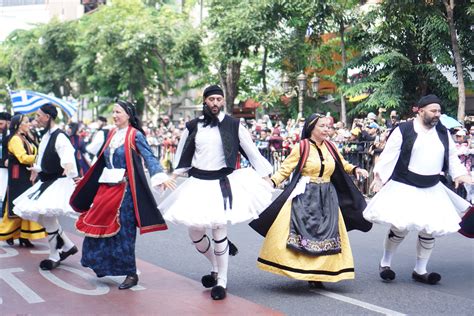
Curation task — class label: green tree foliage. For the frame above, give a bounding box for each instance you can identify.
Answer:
[343,1,473,118]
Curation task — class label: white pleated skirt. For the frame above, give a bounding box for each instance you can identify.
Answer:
[159,168,273,229]
[363,180,470,236]
[13,177,77,222]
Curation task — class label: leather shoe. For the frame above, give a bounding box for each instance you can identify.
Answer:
[59,245,78,261]
[6,238,14,246]
[379,265,396,281]
[19,238,35,248]
[40,259,60,270]
[210,285,226,300]
[412,271,441,285]
[308,281,324,289]
[118,274,139,290]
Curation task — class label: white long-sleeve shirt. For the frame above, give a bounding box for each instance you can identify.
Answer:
[34,126,78,178]
[173,112,273,177]
[375,118,467,184]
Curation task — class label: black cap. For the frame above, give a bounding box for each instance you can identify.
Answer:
[39,103,58,119]
[417,94,442,108]
[203,85,224,99]
[0,112,12,121]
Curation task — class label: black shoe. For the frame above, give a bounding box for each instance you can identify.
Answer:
[6,238,14,246]
[201,272,218,288]
[308,281,324,289]
[379,265,396,281]
[59,245,78,261]
[39,259,60,270]
[118,274,139,290]
[412,271,441,285]
[210,285,226,300]
[19,238,35,248]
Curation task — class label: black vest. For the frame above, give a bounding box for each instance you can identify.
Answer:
[0,130,8,168]
[176,115,241,170]
[40,129,66,179]
[391,121,449,188]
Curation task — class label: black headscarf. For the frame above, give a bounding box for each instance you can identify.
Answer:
[201,85,224,128]
[116,100,145,135]
[68,122,79,136]
[417,94,442,108]
[301,113,324,140]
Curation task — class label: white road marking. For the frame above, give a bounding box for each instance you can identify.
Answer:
[310,288,406,316]
[0,268,44,304]
[40,266,110,295]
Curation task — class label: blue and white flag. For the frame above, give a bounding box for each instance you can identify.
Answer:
[9,90,77,117]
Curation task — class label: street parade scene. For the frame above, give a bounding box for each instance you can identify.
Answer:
[0,0,473,315]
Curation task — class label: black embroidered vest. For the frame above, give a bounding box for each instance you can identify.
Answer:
[40,129,66,178]
[391,121,449,188]
[176,115,241,170]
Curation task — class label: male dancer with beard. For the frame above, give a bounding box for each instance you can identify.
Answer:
[364,94,472,285]
[159,85,273,300]
[13,104,78,270]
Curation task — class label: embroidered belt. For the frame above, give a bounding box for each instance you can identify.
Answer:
[310,177,330,184]
[188,167,234,210]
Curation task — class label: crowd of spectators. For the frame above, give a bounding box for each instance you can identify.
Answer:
[54,108,474,197]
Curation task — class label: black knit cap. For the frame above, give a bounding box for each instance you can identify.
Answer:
[203,85,224,99]
[39,103,58,119]
[417,94,442,108]
[0,112,12,121]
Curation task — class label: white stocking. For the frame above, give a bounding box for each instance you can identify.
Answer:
[188,227,218,273]
[38,216,75,261]
[381,226,408,267]
[414,232,435,274]
[212,226,229,288]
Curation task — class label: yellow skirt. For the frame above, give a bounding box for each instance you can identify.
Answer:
[0,203,46,240]
[257,200,355,282]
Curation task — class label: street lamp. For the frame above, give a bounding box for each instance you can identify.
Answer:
[281,72,319,119]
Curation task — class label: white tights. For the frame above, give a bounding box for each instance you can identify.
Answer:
[381,226,435,274]
[37,216,75,262]
[189,226,229,288]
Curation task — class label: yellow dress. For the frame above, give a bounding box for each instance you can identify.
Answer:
[0,134,46,241]
[257,141,357,282]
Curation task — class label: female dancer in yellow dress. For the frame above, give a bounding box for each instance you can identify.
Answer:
[0,114,45,246]
[252,113,370,287]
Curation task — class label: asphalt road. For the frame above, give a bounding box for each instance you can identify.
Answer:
[62,189,474,315]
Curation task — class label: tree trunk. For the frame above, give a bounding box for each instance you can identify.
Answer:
[219,60,242,114]
[443,0,466,122]
[261,46,268,94]
[339,21,347,125]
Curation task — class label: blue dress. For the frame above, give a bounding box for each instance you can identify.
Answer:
[81,132,164,276]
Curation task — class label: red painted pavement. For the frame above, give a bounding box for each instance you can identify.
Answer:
[0,234,282,315]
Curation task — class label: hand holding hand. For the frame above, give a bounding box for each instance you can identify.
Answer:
[159,178,177,191]
[355,168,369,181]
[370,174,383,193]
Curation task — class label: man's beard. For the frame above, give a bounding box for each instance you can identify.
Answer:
[201,104,219,127]
[422,115,439,127]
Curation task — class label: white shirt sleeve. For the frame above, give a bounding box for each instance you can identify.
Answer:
[448,133,469,179]
[172,128,191,175]
[238,124,273,177]
[373,127,402,183]
[55,133,78,178]
[86,130,105,156]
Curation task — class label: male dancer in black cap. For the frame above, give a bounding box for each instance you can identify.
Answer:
[364,94,472,285]
[13,104,78,270]
[159,85,273,300]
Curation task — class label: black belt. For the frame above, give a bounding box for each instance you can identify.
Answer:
[189,167,234,210]
[392,170,440,188]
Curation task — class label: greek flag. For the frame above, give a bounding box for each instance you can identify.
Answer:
[9,90,77,117]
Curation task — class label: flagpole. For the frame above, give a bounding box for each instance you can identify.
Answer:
[5,84,12,113]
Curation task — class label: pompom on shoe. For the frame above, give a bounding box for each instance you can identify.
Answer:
[39,259,60,270]
[210,285,226,300]
[379,266,396,281]
[201,271,218,288]
[412,271,441,285]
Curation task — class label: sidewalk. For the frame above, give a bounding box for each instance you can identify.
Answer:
[0,234,282,315]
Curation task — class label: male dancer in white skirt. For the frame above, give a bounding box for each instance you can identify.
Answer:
[13,104,78,270]
[159,85,273,300]
[364,94,472,285]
